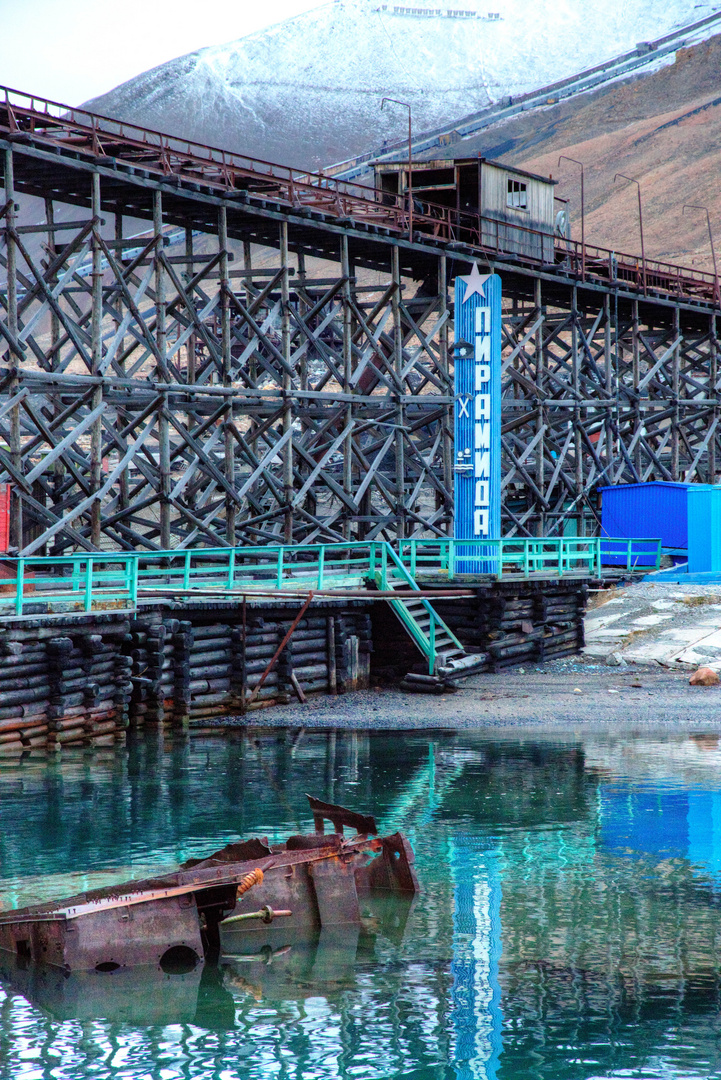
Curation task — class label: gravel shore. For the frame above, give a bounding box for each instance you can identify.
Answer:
[192,655,721,730]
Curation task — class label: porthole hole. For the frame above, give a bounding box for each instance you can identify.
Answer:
[95,961,121,972]
[159,945,199,974]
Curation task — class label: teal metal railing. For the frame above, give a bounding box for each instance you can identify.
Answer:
[396,537,601,579]
[0,535,660,619]
[598,536,662,572]
[370,540,463,672]
[0,554,138,618]
[396,536,662,579]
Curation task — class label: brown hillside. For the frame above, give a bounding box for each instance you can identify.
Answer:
[440,35,721,273]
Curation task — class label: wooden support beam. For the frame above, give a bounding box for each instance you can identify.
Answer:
[153,190,171,549]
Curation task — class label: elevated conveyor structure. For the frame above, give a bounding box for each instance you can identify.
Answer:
[0,85,719,555]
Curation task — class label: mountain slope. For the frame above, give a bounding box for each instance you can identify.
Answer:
[452,34,721,270]
[83,0,719,172]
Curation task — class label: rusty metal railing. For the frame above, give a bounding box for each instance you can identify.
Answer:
[1,84,719,308]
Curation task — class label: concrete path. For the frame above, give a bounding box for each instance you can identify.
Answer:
[584,581,721,669]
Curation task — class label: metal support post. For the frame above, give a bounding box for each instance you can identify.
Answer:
[392,245,406,537]
[571,287,583,533]
[632,300,641,478]
[439,255,453,527]
[341,235,353,538]
[534,277,545,535]
[154,190,171,549]
[712,313,718,483]
[672,306,681,481]
[3,149,22,551]
[219,207,235,545]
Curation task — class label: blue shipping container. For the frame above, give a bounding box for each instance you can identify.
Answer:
[599,482,690,564]
[687,485,721,572]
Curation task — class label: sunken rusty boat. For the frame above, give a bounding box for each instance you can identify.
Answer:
[0,797,418,973]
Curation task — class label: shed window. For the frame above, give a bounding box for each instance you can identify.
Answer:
[507,179,527,209]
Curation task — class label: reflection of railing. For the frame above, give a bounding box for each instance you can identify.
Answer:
[1,84,719,307]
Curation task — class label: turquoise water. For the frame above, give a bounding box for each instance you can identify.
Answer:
[2,728,721,1079]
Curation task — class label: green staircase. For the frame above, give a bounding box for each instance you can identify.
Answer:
[374,546,487,679]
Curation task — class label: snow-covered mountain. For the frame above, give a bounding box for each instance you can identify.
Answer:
[84,0,720,171]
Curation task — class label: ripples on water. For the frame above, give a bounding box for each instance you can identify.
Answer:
[2,728,721,1079]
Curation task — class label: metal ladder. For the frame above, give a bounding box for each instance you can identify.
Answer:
[373,548,486,679]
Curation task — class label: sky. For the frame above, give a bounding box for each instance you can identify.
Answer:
[0,0,324,106]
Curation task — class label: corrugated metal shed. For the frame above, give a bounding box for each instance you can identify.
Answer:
[479,159,555,263]
[599,482,690,551]
[688,486,721,573]
[373,156,556,261]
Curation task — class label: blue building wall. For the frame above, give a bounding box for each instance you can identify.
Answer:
[599,785,689,860]
[599,784,721,887]
[599,482,690,550]
[687,485,721,572]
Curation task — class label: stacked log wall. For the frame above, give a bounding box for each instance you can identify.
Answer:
[0,584,587,751]
[0,617,132,753]
[372,583,587,679]
[431,583,587,672]
[124,602,373,731]
[0,601,373,751]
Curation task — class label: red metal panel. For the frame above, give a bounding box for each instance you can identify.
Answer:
[0,485,11,553]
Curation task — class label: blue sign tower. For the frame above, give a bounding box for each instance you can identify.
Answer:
[453,267,502,574]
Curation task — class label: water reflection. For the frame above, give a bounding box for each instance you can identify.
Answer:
[1,729,721,1078]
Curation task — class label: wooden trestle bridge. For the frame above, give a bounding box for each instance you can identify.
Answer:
[0,85,719,557]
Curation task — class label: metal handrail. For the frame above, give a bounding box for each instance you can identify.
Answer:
[396,536,602,579]
[599,535,663,572]
[397,535,662,577]
[0,535,660,617]
[0,553,138,618]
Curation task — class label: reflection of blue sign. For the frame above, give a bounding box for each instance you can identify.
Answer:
[454,268,501,573]
[450,837,503,1080]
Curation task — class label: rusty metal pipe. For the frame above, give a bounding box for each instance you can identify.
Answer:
[684,204,719,306]
[246,592,314,705]
[221,906,293,926]
[614,173,646,295]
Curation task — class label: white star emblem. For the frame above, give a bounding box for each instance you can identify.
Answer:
[459,263,490,304]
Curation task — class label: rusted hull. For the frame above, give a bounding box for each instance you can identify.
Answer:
[0,798,418,973]
[0,895,204,974]
[0,894,415,1025]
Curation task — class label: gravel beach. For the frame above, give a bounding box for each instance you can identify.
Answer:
[193,655,721,730]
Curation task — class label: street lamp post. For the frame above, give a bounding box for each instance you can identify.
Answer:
[558,155,585,281]
[614,173,646,295]
[684,204,720,307]
[381,97,413,243]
